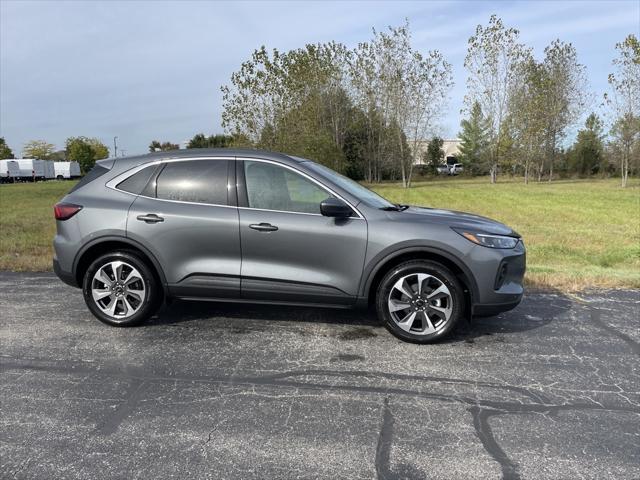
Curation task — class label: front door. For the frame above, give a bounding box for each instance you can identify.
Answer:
[237,159,367,305]
[127,158,241,298]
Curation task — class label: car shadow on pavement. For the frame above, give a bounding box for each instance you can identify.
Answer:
[445,289,573,344]
[148,299,380,328]
[146,290,573,343]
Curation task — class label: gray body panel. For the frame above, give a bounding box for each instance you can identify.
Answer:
[53,148,525,315]
[238,209,367,304]
[127,196,241,298]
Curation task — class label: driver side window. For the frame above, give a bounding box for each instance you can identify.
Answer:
[244,161,332,214]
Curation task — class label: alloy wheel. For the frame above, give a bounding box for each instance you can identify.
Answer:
[91,261,146,320]
[387,273,453,335]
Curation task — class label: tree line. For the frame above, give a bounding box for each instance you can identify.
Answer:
[220,16,638,187]
[0,133,234,174]
[221,23,452,187]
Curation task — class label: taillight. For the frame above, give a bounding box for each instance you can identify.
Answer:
[54,203,82,220]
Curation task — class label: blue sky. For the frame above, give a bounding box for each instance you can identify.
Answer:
[1,0,638,156]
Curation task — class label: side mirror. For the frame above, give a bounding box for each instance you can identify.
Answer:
[320,197,353,218]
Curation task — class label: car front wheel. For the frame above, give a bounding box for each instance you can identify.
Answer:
[82,251,160,327]
[376,260,464,343]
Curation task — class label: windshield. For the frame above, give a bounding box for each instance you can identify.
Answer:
[302,161,396,209]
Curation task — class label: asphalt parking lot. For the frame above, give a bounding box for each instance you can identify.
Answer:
[1,272,638,479]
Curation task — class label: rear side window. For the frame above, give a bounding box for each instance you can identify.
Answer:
[116,165,157,194]
[155,160,229,205]
[68,164,109,193]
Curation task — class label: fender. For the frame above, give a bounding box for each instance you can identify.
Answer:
[359,242,480,302]
[72,235,169,294]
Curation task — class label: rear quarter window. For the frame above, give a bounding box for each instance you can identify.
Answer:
[116,165,158,195]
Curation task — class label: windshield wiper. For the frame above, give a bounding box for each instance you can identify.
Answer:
[380,204,409,211]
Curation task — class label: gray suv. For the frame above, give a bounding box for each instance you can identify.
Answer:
[53,149,525,343]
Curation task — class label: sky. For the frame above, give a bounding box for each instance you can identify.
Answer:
[1,0,639,157]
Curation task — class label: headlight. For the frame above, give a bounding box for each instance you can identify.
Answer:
[452,228,519,249]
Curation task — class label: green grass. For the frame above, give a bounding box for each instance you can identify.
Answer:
[0,177,638,290]
[0,181,78,271]
[369,177,640,290]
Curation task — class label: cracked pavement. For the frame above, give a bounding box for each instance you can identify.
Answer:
[1,272,639,479]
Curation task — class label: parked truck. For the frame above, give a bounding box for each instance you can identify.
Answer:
[0,160,20,183]
[53,161,81,179]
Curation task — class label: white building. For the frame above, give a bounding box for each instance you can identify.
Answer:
[412,139,461,165]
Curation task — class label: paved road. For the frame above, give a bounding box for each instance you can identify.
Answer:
[1,272,638,480]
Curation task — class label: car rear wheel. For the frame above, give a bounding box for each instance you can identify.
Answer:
[376,260,464,343]
[82,251,160,327]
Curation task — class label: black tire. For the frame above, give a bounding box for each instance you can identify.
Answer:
[375,260,465,344]
[82,251,160,327]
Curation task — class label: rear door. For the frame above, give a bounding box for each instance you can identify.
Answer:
[237,159,367,305]
[126,158,241,298]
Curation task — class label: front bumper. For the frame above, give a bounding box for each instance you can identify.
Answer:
[470,240,526,316]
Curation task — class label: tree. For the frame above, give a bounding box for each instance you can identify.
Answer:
[350,22,452,187]
[568,113,605,175]
[0,138,15,159]
[606,34,640,187]
[187,133,233,149]
[464,15,529,183]
[23,140,55,159]
[509,56,548,183]
[66,137,110,173]
[149,140,179,152]
[425,137,444,173]
[221,24,450,184]
[539,40,588,182]
[458,101,490,175]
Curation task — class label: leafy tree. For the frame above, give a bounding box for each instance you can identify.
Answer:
[49,150,67,161]
[0,138,15,159]
[539,40,588,181]
[458,101,490,175]
[464,15,529,183]
[149,140,179,152]
[221,24,450,185]
[66,137,110,173]
[606,34,640,187]
[350,22,452,187]
[187,134,233,149]
[509,56,548,182]
[568,113,605,175]
[23,140,55,159]
[425,137,444,173]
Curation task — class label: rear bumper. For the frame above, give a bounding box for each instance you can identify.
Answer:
[53,257,79,288]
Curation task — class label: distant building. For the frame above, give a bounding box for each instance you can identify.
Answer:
[412,139,461,165]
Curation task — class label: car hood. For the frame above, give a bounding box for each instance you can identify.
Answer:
[397,206,520,237]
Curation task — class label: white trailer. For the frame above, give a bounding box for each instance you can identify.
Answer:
[54,161,81,179]
[43,160,56,179]
[15,159,46,181]
[0,160,20,183]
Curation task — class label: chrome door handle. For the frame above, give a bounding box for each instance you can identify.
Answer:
[249,222,278,232]
[136,214,164,224]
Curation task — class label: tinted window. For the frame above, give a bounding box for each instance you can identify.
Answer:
[116,165,157,194]
[244,161,332,214]
[155,160,228,205]
[68,164,110,193]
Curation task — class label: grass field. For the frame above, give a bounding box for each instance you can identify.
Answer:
[0,177,638,290]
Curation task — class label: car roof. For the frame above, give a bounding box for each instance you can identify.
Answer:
[100,148,302,170]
